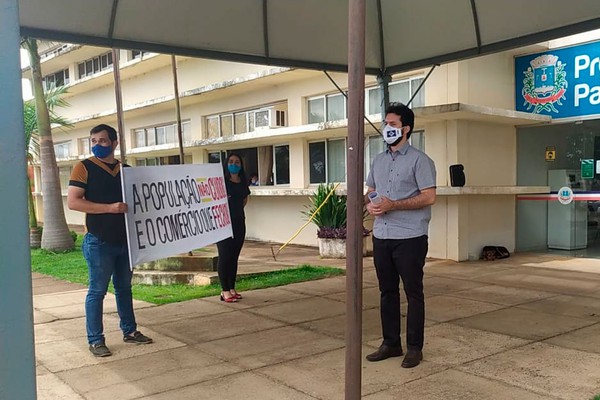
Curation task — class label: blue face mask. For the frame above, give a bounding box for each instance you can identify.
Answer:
[227,164,241,174]
[92,144,113,159]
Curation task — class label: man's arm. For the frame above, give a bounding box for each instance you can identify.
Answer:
[367,187,436,216]
[67,186,128,214]
[390,187,436,210]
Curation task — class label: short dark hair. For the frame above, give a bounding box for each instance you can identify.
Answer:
[385,102,414,138]
[90,124,118,142]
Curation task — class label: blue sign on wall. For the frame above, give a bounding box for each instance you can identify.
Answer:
[515,41,600,119]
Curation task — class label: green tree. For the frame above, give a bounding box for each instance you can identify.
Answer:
[22,38,74,251]
[24,86,72,247]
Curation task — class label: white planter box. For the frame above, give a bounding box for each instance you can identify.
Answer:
[317,237,371,259]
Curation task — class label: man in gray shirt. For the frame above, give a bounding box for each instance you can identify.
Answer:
[365,102,436,368]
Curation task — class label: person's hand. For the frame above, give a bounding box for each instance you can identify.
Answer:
[108,202,128,214]
[367,196,394,216]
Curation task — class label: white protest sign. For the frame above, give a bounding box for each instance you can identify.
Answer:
[121,163,232,269]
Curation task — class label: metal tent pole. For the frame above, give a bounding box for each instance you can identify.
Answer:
[0,0,37,398]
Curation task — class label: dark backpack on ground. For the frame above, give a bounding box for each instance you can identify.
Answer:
[480,246,510,261]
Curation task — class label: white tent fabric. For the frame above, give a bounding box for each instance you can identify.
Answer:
[19,0,600,75]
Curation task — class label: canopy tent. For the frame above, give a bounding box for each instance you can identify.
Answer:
[4,1,600,398]
[18,0,600,76]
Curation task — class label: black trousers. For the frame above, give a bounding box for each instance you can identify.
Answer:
[372,235,428,350]
[216,219,246,291]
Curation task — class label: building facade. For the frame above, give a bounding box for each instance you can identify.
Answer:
[25,31,600,261]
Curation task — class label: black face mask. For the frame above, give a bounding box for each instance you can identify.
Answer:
[386,137,403,147]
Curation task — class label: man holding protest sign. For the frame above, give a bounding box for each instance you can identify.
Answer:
[68,124,153,357]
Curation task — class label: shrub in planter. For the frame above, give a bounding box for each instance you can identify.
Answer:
[303,183,370,257]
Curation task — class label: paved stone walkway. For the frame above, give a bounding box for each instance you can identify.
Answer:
[33,243,600,399]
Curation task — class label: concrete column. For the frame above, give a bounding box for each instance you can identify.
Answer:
[0,0,38,399]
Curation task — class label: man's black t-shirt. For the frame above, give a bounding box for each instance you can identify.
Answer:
[69,157,128,245]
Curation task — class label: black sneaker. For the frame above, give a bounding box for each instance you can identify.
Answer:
[89,342,112,357]
[123,331,153,344]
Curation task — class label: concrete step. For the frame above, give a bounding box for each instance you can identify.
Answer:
[133,270,217,286]
[136,253,218,272]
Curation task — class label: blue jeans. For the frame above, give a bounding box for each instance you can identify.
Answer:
[82,233,137,345]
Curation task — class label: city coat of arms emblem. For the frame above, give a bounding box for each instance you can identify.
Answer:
[522,54,567,114]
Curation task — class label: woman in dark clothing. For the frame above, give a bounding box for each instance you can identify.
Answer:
[217,153,251,303]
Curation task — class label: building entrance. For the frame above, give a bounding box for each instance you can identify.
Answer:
[517,119,600,258]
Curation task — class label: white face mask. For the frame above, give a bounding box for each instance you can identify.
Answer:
[383,124,403,145]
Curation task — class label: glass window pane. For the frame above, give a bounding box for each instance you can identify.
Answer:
[326,94,345,121]
[254,110,270,128]
[55,72,65,87]
[208,152,221,164]
[134,129,145,148]
[367,87,382,115]
[182,121,191,142]
[156,127,166,144]
[85,60,92,76]
[221,115,233,137]
[165,124,176,143]
[234,113,247,134]
[410,77,425,107]
[274,145,290,185]
[206,117,219,138]
[146,128,156,146]
[136,159,146,167]
[59,167,71,192]
[327,139,346,183]
[389,81,410,104]
[410,130,425,151]
[309,142,326,183]
[308,98,325,124]
[93,58,99,73]
[78,63,85,79]
[248,111,255,132]
[365,135,385,179]
[79,137,90,154]
[146,158,158,166]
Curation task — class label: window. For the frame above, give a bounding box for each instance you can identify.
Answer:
[133,121,191,148]
[207,105,286,137]
[42,69,69,90]
[274,145,290,185]
[234,113,248,134]
[79,137,91,156]
[308,93,346,124]
[365,135,385,179]
[309,142,326,183]
[206,116,220,138]
[130,50,148,60]
[135,156,182,167]
[308,139,347,184]
[136,158,159,167]
[77,52,113,79]
[208,152,224,164]
[365,76,425,115]
[59,167,71,194]
[221,114,233,137]
[54,141,70,159]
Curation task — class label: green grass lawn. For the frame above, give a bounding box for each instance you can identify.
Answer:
[31,236,344,305]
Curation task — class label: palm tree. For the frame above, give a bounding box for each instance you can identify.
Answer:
[24,86,72,247]
[22,38,74,251]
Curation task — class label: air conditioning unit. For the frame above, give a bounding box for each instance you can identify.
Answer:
[254,107,287,129]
